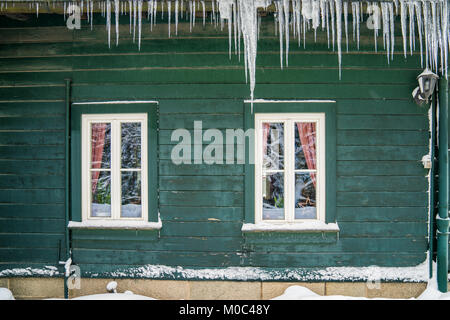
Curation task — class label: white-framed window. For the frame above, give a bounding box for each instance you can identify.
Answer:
[81,113,148,222]
[254,113,325,224]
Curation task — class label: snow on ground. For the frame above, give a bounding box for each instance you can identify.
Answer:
[0,288,14,300]
[71,292,155,300]
[272,283,450,300]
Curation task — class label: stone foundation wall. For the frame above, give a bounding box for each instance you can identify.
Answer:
[1,277,444,300]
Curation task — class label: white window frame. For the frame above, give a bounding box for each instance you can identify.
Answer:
[254,113,326,224]
[81,113,148,222]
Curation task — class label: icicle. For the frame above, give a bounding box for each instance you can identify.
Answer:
[115,0,120,46]
[415,1,424,67]
[36,2,39,17]
[238,0,258,111]
[233,0,237,55]
[138,0,142,50]
[189,0,193,32]
[129,0,132,33]
[423,0,430,69]
[175,0,179,35]
[343,0,348,52]
[168,0,172,37]
[441,0,448,77]
[389,2,394,61]
[330,0,335,51]
[201,0,206,27]
[408,1,415,56]
[133,0,137,42]
[107,0,111,48]
[352,1,356,41]
[275,0,284,68]
[283,0,289,67]
[381,2,389,63]
[400,0,407,58]
[335,0,342,79]
[90,0,93,30]
[354,2,360,50]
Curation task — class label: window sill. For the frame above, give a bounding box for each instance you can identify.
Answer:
[241,221,339,233]
[68,219,162,230]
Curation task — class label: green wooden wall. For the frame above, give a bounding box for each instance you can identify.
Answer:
[0,13,430,277]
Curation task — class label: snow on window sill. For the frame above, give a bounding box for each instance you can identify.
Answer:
[68,219,162,230]
[241,221,339,233]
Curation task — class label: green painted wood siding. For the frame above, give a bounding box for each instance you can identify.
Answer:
[0,14,430,275]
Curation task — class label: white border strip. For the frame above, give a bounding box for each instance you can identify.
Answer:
[244,99,336,104]
[73,100,159,105]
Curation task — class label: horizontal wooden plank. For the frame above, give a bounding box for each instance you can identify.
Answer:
[0,204,64,219]
[160,191,243,207]
[160,129,247,145]
[338,222,428,237]
[70,229,159,241]
[0,67,424,86]
[160,221,243,237]
[337,191,427,207]
[72,248,242,267]
[0,233,64,249]
[336,176,428,192]
[159,160,244,176]
[0,86,64,101]
[337,161,427,176]
[0,116,65,130]
[338,115,428,130]
[0,189,64,204]
[159,206,243,222]
[0,145,65,160]
[0,131,64,145]
[0,160,64,175]
[0,218,65,233]
[0,101,64,116]
[246,237,427,253]
[0,248,60,263]
[337,146,428,161]
[159,113,243,129]
[337,99,427,115]
[336,207,428,222]
[72,236,243,252]
[159,144,245,162]
[0,52,425,72]
[0,175,64,189]
[248,252,425,267]
[337,130,428,146]
[71,83,417,100]
[159,99,243,114]
[160,176,243,191]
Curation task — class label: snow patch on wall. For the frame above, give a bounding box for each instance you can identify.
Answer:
[86,260,431,282]
[0,266,60,277]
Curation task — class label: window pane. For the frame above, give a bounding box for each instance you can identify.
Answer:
[295,122,316,170]
[121,122,142,169]
[262,172,285,220]
[121,171,142,218]
[295,173,317,219]
[91,123,111,169]
[91,171,111,217]
[262,122,284,170]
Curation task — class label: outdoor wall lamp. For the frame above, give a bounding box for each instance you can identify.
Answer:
[413,68,439,105]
